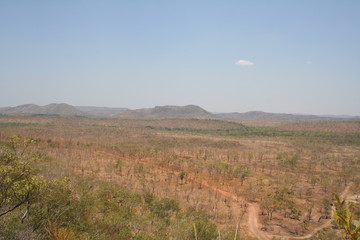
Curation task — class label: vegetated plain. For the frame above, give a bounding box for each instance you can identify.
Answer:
[0,114,360,240]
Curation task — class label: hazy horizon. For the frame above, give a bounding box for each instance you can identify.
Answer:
[1,102,360,117]
[1,1,359,116]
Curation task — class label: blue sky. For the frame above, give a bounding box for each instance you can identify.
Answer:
[1,1,359,115]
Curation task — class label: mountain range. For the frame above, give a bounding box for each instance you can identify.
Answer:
[0,103,359,122]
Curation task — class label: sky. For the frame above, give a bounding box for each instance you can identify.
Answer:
[1,1,360,115]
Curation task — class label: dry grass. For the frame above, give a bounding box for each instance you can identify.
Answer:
[278,121,360,133]
[1,115,359,239]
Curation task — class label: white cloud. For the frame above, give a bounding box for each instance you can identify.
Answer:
[235,60,254,66]
[305,61,312,64]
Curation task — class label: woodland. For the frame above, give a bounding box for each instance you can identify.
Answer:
[0,115,359,240]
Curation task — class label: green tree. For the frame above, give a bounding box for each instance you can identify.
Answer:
[0,136,42,218]
[0,136,77,239]
[233,167,250,185]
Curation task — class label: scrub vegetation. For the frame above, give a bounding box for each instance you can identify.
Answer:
[1,115,359,240]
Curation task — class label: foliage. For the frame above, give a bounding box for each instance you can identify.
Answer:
[0,136,221,240]
[179,171,187,184]
[0,136,79,239]
[172,208,218,240]
[2,116,360,239]
[150,125,360,146]
[333,193,360,240]
[260,187,295,220]
[0,136,42,218]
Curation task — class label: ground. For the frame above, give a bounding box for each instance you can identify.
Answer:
[1,115,359,239]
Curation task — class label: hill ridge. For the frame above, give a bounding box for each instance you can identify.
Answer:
[1,103,359,121]
[116,105,213,119]
[0,103,84,116]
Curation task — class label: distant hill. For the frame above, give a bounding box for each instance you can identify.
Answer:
[0,103,84,116]
[116,105,213,119]
[215,111,356,122]
[75,106,129,117]
[1,103,359,122]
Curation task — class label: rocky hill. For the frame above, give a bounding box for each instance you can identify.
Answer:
[0,103,84,116]
[117,105,213,119]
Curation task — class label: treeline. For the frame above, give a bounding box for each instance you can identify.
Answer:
[145,126,360,146]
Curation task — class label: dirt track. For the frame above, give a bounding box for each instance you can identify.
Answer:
[206,181,351,240]
[96,150,352,240]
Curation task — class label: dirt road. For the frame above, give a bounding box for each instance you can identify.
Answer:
[96,150,352,240]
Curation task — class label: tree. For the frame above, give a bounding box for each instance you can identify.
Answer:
[260,187,295,220]
[233,167,250,185]
[179,171,187,185]
[260,194,277,220]
[0,136,42,218]
[0,136,77,239]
